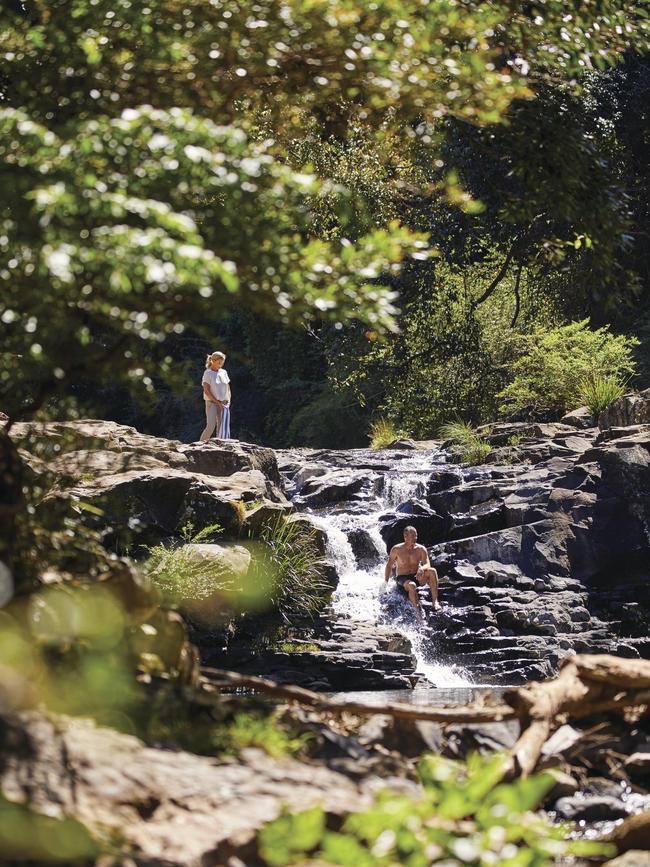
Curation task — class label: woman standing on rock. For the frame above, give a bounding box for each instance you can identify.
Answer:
[199,351,231,441]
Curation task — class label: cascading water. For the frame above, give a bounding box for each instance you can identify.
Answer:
[309,451,473,688]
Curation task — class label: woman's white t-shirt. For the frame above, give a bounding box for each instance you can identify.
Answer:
[202,368,230,401]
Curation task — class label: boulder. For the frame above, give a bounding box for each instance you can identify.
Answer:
[599,387,650,430]
[347,528,383,563]
[604,854,650,867]
[11,421,290,547]
[427,468,464,494]
[379,511,448,550]
[474,422,577,445]
[561,406,596,429]
[0,712,379,867]
[295,470,378,506]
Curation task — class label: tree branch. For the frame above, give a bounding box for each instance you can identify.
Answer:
[510,265,523,327]
[472,245,516,309]
[200,667,517,723]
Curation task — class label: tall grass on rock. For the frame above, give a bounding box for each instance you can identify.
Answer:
[249,517,331,623]
[439,422,492,465]
[578,374,627,417]
[369,418,406,449]
[144,523,225,609]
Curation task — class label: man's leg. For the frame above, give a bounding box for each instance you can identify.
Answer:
[200,402,218,442]
[418,567,441,610]
[404,580,424,621]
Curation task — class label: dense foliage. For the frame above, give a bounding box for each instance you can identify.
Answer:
[497,319,637,418]
[1,1,649,426]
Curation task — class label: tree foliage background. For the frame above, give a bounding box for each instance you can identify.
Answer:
[1,0,649,441]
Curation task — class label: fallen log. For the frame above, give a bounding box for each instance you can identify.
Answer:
[573,654,650,690]
[201,656,650,780]
[200,667,518,724]
[500,658,649,778]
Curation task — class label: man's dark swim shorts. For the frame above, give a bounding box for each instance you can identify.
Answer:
[395,573,418,593]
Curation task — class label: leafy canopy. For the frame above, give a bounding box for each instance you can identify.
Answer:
[1,0,648,420]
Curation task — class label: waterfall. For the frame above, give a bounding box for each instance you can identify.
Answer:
[309,451,472,688]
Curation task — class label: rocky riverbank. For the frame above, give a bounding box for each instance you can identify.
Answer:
[10,404,650,690]
[279,417,650,686]
[4,399,650,865]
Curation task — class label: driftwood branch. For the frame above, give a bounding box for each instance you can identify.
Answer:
[200,667,517,723]
[202,655,650,779]
[505,655,650,777]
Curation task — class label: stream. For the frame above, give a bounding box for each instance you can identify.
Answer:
[291,449,474,690]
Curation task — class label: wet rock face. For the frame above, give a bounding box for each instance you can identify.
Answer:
[281,428,650,686]
[201,614,421,691]
[429,431,650,683]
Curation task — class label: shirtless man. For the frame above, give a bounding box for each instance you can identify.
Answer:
[384,525,441,619]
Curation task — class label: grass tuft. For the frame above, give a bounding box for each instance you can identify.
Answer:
[577,374,627,417]
[369,418,407,449]
[144,522,225,607]
[439,421,492,465]
[250,517,332,622]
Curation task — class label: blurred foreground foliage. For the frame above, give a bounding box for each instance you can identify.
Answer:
[0,792,103,865]
[257,753,614,867]
[144,515,330,627]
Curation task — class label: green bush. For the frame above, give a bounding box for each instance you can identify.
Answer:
[439,421,492,465]
[369,418,407,449]
[256,753,614,867]
[498,319,637,419]
[578,373,627,416]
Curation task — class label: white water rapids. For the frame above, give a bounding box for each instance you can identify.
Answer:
[309,451,472,688]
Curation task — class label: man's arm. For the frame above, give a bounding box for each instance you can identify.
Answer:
[384,547,398,582]
[417,545,430,567]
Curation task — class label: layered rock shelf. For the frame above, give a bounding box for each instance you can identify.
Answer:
[280,421,650,686]
[12,415,650,689]
[200,614,421,691]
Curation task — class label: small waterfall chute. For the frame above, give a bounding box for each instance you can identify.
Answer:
[306,450,473,688]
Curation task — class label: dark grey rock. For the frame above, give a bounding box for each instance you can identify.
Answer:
[599,388,650,429]
[562,406,596,429]
[379,511,448,549]
[554,795,631,822]
[347,528,383,563]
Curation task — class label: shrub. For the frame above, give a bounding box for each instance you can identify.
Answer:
[256,753,614,867]
[498,319,637,419]
[144,522,225,608]
[578,373,627,416]
[248,517,332,623]
[439,421,492,465]
[369,418,406,449]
